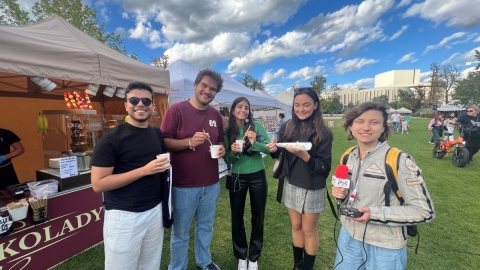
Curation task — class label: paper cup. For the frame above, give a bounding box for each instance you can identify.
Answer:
[235,139,244,150]
[210,145,221,159]
[156,153,171,167]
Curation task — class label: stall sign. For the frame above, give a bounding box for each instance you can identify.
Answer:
[0,187,103,269]
[60,156,78,178]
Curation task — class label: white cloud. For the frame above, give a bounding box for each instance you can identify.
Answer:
[475,36,480,42]
[227,0,394,73]
[422,32,467,55]
[334,58,378,74]
[397,0,412,8]
[403,0,480,28]
[338,78,375,90]
[396,52,416,64]
[288,66,325,82]
[389,25,408,41]
[262,69,286,84]
[440,53,465,66]
[165,33,251,67]
[420,71,431,83]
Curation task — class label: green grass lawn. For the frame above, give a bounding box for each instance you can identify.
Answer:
[54,118,480,270]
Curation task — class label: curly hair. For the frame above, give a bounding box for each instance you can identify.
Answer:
[194,69,224,92]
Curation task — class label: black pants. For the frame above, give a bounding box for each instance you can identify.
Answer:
[465,135,480,161]
[229,169,267,262]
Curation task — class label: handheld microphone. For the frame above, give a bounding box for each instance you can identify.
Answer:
[332,164,350,204]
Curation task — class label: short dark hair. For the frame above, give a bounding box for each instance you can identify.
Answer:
[194,69,224,92]
[125,81,154,99]
[343,102,391,141]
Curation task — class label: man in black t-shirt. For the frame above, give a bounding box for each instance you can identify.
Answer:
[91,82,170,270]
[0,128,25,189]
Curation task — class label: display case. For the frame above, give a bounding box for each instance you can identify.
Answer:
[40,110,103,173]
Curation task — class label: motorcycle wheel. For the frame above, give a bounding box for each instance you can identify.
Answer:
[433,144,446,159]
[452,147,470,167]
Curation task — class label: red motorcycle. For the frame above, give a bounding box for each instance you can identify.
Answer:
[432,131,469,167]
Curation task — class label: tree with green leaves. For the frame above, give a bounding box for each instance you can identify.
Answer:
[372,94,389,104]
[310,75,326,96]
[0,0,31,25]
[1,0,131,56]
[453,71,480,105]
[238,73,264,91]
[152,55,169,69]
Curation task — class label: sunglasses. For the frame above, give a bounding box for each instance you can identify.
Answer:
[467,110,474,112]
[294,87,315,94]
[127,97,152,106]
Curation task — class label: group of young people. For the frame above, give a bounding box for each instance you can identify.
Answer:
[91,69,436,270]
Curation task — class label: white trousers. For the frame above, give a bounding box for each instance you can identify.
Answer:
[104,203,164,270]
[447,126,455,141]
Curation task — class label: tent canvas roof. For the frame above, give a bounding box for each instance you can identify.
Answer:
[0,15,169,95]
[168,60,288,111]
[275,90,294,105]
[388,107,412,114]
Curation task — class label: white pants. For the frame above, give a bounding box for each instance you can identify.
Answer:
[447,126,455,141]
[104,203,164,270]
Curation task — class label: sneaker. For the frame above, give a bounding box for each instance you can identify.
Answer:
[198,262,221,270]
[248,260,258,270]
[238,259,248,270]
[429,141,434,144]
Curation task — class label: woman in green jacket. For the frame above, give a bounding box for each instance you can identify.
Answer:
[224,97,270,270]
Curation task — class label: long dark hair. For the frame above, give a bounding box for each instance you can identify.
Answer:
[343,101,391,141]
[284,87,327,145]
[226,97,256,145]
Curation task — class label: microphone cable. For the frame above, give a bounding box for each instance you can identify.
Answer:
[333,204,343,270]
[332,208,370,270]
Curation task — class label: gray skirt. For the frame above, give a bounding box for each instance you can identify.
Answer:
[283,177,325,214]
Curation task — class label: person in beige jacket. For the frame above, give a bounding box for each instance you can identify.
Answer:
[332,102,435,270]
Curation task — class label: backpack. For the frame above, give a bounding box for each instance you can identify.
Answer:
[340,146,420,253]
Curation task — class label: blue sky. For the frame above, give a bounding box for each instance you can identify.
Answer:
[19,0,480,96]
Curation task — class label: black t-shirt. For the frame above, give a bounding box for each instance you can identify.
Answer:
[0,128,20,162]
[91,123,165,212]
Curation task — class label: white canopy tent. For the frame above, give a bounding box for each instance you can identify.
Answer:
[436,104,466,112]
[275,90,294,107]
[168,60,288,111]
[0,15,170,95]
[388,107,412,114]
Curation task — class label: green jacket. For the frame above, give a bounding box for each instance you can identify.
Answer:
[224,121,270,174]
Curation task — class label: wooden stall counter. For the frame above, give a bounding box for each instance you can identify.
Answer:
[0,185,103,269]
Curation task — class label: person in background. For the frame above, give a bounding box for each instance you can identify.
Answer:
[278,113,287,130]
[428,112,444,144]
[443,112,457,141]
[224,97,270,270]
[91,82,169,270]
[161,69,225,270]
[400,116,409,134]
[266,87,332,270]
[456,105,480,163]
[332,102,435,270]
[390,111,401,133]
[0,128,25,189]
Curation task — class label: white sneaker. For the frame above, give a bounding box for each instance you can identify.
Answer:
[248,260,258,270]
[238,259,248,270]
